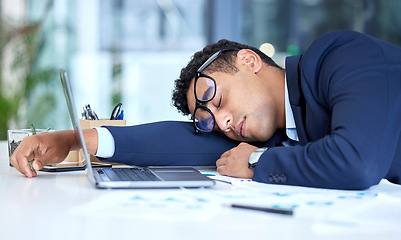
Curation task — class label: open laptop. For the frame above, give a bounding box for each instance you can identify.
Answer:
[59,69,215,188]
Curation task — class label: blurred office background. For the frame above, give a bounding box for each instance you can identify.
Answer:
[0,0,400,139]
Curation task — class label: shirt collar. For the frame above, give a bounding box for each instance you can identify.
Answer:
[285,74,299,141]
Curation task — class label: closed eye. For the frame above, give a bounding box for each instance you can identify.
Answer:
[217,95,222,108]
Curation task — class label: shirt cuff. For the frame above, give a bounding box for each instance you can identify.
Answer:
[94,127,115,158]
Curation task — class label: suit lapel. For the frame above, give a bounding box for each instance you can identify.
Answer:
[285,55,309,145]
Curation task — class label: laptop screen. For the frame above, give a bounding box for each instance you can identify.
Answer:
[59,69,96,184]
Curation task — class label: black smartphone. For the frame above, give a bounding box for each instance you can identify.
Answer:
[39,162,112,172]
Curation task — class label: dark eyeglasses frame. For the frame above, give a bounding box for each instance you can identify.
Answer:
[193,49,237,134]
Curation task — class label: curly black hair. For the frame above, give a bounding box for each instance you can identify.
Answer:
[172,39,282,116]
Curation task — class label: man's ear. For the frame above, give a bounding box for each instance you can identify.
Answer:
[237,49,263,74]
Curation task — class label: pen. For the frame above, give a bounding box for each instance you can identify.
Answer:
[228,203,293,216]
[82,104,99,120]
[178,186,293,216]
[110,103,122,120]
[117,110,124,120]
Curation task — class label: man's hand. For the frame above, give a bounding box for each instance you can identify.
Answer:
[9,130,77,178]
[216,142,258,179]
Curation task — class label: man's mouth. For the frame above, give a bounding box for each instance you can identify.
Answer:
[236,118,246,138]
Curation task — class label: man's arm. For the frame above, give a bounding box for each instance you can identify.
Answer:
[11,121,285,177]
[99,121,242,166]
[10,128,98,177]
[100,121,285,167]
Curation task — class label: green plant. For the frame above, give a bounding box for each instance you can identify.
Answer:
[0,1,56,140]
[30,123,51,135]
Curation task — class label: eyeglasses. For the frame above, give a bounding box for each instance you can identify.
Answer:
[193,49,236,133]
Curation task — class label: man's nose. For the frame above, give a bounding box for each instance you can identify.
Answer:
[214,110,233,132]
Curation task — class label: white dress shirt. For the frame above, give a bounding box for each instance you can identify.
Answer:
[94,127,115,158]
[284,75,299,142]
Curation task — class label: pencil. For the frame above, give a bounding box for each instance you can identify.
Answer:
[229,203,294,216]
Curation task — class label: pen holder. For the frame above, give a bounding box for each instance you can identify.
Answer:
[78,119,126,165]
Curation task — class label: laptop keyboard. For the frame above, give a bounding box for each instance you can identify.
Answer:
[99,168,161,181]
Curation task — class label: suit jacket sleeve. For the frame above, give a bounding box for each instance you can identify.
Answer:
[98,121,285,166]
[253,31,401,190]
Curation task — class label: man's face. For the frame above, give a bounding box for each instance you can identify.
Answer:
[187,65,282,142]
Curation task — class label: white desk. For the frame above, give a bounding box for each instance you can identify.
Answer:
[1,141,401,240]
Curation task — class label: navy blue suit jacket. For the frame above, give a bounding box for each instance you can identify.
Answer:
[102,31,401,190]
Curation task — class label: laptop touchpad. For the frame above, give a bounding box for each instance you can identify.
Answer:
[152,168,209,181]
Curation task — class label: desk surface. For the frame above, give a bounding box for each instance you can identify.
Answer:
[1,141,401,240]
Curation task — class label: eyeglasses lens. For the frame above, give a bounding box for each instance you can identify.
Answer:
[194,77,216,132]
[195,77,215,101]
[194,108,214,132]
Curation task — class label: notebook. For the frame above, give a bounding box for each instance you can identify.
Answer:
[59,69,215,188]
